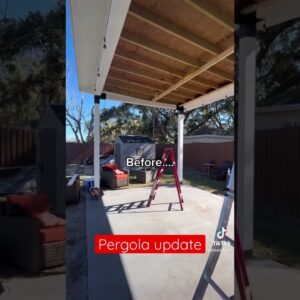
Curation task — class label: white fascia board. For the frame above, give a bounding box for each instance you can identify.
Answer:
[70,0,112,94]
[182,83,234,112]
[103,91,177,110]
[95,0,131,94]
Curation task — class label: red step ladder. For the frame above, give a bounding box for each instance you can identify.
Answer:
[147,148,184,210]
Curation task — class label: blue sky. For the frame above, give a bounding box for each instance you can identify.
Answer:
[66,1,121,141]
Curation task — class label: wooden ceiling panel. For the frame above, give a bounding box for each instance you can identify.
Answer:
[106,0,234,105]
[123,14,212,62]
[132,0,233,45]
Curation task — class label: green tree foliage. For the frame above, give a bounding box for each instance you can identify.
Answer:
[98,98,234,143]
[256,18,300,106]
[0,2,65,125]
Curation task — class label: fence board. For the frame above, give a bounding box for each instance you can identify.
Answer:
[254,127,300,218]
[66,142,114,164]
[0,128,35,168]
[66,141,234,171]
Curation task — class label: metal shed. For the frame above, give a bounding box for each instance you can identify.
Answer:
[114,135,155,170]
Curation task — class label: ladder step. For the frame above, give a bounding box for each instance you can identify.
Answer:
[205,276,231,300]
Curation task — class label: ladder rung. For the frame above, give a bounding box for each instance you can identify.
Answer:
[205,276,231,300]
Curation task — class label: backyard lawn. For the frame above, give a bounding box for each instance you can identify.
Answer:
[253,213,300,268]
[129,168,227,195]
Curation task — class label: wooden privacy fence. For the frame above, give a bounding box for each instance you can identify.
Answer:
[0,128,36,168]
[156,142,234,170]
[183,142,234,171]
[66,142,114,164]
[254,127,300,218]
[67,142,234,171]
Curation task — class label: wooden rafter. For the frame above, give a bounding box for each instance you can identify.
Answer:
[115,49,220,89]
[153,45,234,102]
[107,75,184,97]
[120,31,233,81]
[183,0,234,32]
[110,64,206,95]
[106,77,194,100]
[128,3,233,63]
[110,64,175,85]
[104,85,184,104]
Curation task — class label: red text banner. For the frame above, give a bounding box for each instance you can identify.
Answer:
[95,234,206,254]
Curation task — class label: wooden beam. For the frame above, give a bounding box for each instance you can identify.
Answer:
[128,4,233,64]
[129,3,232,57]
[115,49,219,89]
[104,85,184,104]
[103,91,177,109]
[153,45,234,102]
[121,31,199,67]
[110,63,176,85]
[106,77,195,99]
[207,68,234,82]
[183,83,234,111]
[183,0,234,32]
[120,31,233,81]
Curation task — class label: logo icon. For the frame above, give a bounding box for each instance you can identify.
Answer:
[216,227,227,239]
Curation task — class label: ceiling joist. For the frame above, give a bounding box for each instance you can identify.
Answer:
[120,31,233,82]
[104,85,184,104]
[107,75,196,97]
[128,3,233,64]
[115,49,220,89]
[153,45,234,102]
[183,0,234,32]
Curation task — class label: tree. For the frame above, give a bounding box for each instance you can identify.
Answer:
[66,96,93,143]
[256,18,300,106]
[97,97,234,143]
[0,2,65,125]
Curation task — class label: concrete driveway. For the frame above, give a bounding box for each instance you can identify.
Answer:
[86,185,234,300]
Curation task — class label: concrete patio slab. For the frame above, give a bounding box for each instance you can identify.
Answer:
[86,185,234,300]
[1,275,65,300]
[246,258,300,300]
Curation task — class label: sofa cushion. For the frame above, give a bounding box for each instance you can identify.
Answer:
[7,194,50,217]
[114,169,124,175]
[40,226,66,243]
[35,211,65,227]
[115,174,128,180]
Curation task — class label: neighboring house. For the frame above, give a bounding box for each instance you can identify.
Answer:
[256,88,300,130]
[184,128,234,144]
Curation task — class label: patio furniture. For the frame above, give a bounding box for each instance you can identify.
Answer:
[203,160,216,176]
[210,161,233,181]
[101,163,129,189]
[0,193,65,273]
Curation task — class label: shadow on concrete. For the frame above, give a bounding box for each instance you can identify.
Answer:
[104,200,181,214]
[86,192,133,300]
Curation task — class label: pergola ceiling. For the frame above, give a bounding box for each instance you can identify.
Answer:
[103,0,234,106]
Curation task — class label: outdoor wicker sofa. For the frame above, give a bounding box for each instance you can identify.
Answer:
[0,193,65,273]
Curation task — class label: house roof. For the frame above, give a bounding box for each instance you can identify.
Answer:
[70,0,234,111]
[118,135,155,143]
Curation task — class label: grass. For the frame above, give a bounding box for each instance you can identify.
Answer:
[129,167,226,195]
[253,213,300,268]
